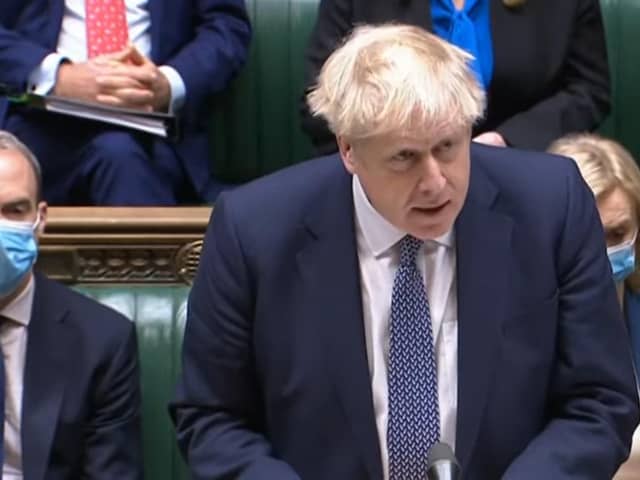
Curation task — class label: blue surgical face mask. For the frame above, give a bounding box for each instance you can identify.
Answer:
[0,215,39,297]
[607,231,637,284]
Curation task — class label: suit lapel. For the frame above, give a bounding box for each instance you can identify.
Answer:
[296,161,384,480]
[22,274,74,480]
[46,0,65,47]
[454,156,513,471]
[148,0,164,62]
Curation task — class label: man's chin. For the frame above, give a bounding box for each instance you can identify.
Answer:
[407,221,453,241]
[405,210,456,240]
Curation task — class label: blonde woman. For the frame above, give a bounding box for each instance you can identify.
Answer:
[549,134,640,328]
[549,133,640,479]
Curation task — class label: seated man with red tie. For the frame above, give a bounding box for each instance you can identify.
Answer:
[0,0,251,205]
[0,130,142,478]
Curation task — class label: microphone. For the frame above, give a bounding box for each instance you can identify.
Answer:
[427,442,460,480]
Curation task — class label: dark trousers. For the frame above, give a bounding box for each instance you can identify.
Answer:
[4,107,197,206]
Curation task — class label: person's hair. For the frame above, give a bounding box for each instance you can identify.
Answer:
[0,130,43,202]
[548,133,640,292]
[306,23,486,140]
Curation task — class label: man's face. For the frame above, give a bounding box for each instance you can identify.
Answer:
[338,124,471,239]
[0,148,46,233]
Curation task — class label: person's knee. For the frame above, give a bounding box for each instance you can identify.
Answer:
[86,131,148,170]
[82,130,181,205]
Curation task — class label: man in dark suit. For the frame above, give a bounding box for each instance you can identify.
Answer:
[0,0,251,205]
[300,0,610,154]
[171,25,638,479]
[0,130,142,477]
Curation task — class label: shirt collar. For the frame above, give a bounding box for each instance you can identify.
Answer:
[352,175,454,258]
[0,275,34,327]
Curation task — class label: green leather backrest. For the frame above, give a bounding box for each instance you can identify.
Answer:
[599,0,640,162]
[209,0,320,182]
[75,286,190,480]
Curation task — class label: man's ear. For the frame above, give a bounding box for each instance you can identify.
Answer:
[337,135,357,174]
[35,201,47,238]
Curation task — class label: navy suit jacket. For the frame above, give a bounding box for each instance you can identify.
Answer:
[0,0,251,198]
[24,273,142,480]
[172,145,639,479]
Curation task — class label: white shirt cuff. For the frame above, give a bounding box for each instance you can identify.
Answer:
[158,65,186,113]
[27,53,68,95]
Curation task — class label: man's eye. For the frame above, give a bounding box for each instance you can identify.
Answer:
[1,206,27,218]
[607,231,626,246]
[392,151,416,161]
[434,141,454,155]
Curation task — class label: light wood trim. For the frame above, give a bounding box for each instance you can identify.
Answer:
[37,207,213,284]
[43,207,211,232]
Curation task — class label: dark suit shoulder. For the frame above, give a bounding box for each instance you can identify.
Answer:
[468,144,592,253]
[33,273,135,340]
[221,154,347,224]
[471,143,584,208]
[210,154,351,271]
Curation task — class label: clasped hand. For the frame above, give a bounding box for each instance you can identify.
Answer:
[54,45,171,112]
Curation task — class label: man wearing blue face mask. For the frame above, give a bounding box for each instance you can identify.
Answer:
[0,130,143,478]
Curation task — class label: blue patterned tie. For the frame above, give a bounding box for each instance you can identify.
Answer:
[387,236,440,479]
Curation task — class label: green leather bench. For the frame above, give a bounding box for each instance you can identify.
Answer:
[209,0,319,183]
[37,206,209,480]
[599,0,640,162]
[77,286,190,480]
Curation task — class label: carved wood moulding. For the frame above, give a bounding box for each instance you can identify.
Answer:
[37,207,212,285]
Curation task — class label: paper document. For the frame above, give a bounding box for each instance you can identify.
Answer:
[0,86,177,139]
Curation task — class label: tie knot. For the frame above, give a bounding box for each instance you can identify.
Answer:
[399,235,423,266]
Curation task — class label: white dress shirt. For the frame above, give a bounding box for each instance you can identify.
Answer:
[28,0,186,111]
[352,175,458,480]
[0,277,35,480]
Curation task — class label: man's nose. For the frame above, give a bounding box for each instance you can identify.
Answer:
[417,155,446,194]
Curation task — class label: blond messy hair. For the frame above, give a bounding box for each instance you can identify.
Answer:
[306,23,486,140]
[549,133,640,293]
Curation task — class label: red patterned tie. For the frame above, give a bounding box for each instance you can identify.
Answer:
[85,0,129,58]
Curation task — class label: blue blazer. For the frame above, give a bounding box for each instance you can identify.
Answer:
[0,0,251,198]
[172,145,639,479]
[25,273,142,480]
[625,289,640,377]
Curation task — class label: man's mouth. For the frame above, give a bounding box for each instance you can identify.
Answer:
[413,201,449,214]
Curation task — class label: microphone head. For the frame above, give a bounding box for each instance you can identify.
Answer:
[428,442,457,466]
[427,442,460,480]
